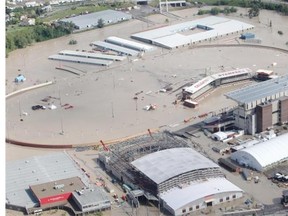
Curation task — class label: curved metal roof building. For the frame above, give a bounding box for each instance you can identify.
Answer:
[231,133,288,171]
[131,147,219,184]
[131,147,243,215]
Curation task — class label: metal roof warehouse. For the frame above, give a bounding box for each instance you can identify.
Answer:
[226,74,288,105]
[131,16,254,49]
[49,54,113,66]
[6,152,90,211]
[60,9,132,30]
[59,50,127,61]
[105,36,155,52]
[91,41,139,56]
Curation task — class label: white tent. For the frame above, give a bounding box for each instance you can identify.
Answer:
[231,133,288,171]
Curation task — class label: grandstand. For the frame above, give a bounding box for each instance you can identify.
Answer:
[182,68,253,101]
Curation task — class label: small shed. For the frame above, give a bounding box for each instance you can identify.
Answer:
[242,168,252,181]
[240,33,255,40]
[211,131,227,141]
[218,158,241,173]
[15,74,26,83]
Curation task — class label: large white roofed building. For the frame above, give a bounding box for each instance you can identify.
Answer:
[160,178,243,216]
[60,10,132,30]
[230,133,288,171]
[131,16,254,49]
[130,148,243,215]
[226,74,288,134]
[99,133,244,216]
[131,148,220,185]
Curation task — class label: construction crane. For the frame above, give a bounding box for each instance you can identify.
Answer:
[148,129,153,139]
[100,140,109,151]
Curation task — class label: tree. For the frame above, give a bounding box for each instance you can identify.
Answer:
[248,0,262,18]
[68,39,77,45]
[6,7,12,15]
[248,5,260,18]
[97,18,104,28]
[210,7,221,15]
[14,34,28,48]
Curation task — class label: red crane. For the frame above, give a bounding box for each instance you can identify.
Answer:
[100,140,109,151]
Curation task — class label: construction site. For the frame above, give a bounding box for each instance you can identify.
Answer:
[98,131,245,215]
[5,3,288,216]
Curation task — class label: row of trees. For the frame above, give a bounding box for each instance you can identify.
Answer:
[198,6,237,15]
[6,22,75,54]
[195,0,288,16]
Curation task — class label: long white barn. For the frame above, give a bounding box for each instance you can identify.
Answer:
[131,16,254,49]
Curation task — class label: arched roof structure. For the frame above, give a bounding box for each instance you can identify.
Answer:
[231,133,288,171]
[131,148,218,184]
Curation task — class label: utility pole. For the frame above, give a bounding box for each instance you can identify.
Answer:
[111,102,114,118]
[58,85,64,135]
[18,100,23,121]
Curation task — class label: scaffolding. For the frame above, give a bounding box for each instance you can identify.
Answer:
[102,131,225,197]
[103,131,189,196]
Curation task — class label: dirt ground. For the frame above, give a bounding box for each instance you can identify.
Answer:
[5,5,288,216]
[5,7,288,146]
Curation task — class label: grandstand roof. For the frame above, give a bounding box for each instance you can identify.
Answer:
[160,178,243,211]
[131,148,219,184]
[6,152,90,208]
[231,133,288,171]
[226,74,288,105]
[211,68,252,80]
[132,16,254,49]
[183,68,252,94]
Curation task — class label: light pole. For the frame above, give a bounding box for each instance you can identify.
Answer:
[58,85,64,135]
[111,102,114,118]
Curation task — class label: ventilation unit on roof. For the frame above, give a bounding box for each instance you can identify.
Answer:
[54,184,65,190]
